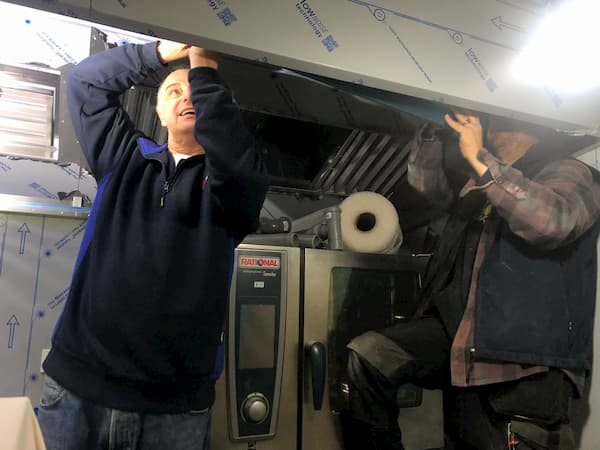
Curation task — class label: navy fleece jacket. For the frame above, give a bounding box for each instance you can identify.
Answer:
[43,42,269,413]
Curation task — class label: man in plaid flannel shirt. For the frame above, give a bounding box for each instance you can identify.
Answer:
[342,111,600,450]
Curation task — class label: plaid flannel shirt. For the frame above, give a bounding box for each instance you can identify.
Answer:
[408,132,600,393]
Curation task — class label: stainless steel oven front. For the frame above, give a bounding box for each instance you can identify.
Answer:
[212,244,301,450]
[211,245,432,450]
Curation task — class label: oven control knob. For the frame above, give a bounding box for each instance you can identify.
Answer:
[242,393,269,424]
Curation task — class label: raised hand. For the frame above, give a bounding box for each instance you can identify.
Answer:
[445,109,488,176]
[156,40,191,64]
[189,46,219,70]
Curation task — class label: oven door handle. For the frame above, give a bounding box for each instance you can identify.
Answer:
[306,341,326,410]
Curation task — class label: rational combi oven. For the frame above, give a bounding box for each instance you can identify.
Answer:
[211,244,442,450]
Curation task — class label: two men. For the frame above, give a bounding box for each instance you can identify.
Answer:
[37,41,268,449]
[344,111,600,449]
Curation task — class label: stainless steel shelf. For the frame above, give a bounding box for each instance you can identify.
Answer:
[0,193,90,218]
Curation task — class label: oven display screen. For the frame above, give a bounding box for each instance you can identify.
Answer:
[239,304,276,369]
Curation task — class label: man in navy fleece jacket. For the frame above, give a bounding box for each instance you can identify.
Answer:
[37,41,269,450]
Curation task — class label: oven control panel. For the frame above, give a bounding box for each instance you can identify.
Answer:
[227,250,286,440]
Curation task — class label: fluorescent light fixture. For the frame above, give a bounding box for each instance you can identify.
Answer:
[513,0,600,93]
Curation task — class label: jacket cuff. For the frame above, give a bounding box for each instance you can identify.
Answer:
[477,147,508,184]
[477,170,492,186]
[189,66,222,84]
[143,42,166,71]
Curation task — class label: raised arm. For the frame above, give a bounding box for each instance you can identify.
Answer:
[445,111,600,249]
[187,46,269,237]
[187,47,264,181]
[67,42,167,180]
[477,151,600,248]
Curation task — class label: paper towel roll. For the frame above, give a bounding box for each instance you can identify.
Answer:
[339,192,402,254]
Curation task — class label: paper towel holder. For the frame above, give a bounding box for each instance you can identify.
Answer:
[291,192,402,254]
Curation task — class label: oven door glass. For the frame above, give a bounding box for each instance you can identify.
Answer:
[327,267,421,412]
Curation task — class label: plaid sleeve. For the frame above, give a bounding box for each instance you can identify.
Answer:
[475,148,600,249]
[407,127,454,209]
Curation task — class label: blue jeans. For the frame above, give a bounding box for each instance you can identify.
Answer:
[37,376,212,450]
